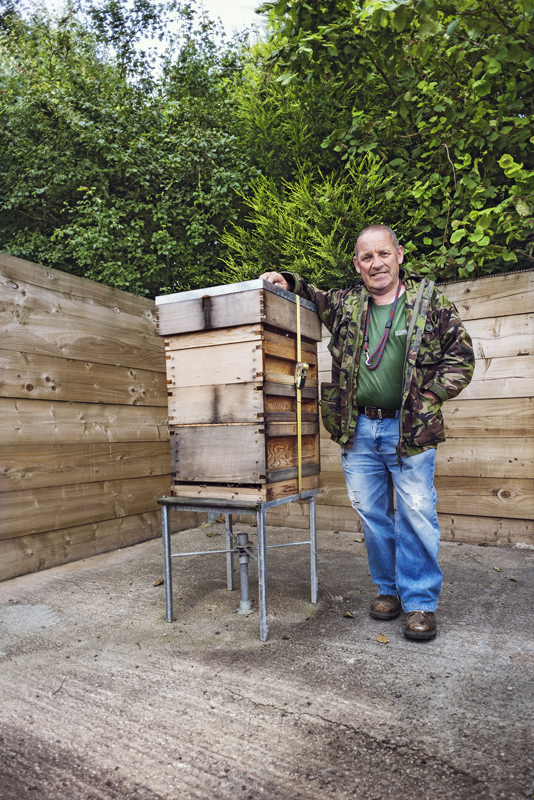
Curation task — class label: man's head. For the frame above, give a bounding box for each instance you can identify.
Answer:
[353,225,404,299]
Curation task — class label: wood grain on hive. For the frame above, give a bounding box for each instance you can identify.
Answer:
[156,280,322,502]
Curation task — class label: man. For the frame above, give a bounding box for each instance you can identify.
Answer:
[260,224,474,640]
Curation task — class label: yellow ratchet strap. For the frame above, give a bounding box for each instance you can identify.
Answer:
[295,298,309,500]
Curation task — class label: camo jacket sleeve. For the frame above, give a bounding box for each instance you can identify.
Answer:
[417,287,475,403]
[400,283,475,456]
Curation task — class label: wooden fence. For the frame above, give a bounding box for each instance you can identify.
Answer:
[1,258,532,584]
[0,254,201,582]
[265,269,534,547]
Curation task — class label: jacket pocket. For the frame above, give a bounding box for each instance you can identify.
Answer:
[409,392,445,448]
[320,382,342,440]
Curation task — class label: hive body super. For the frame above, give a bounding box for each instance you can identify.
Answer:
[156,280,322,502]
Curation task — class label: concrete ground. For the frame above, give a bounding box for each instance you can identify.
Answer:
[1,522,533,800]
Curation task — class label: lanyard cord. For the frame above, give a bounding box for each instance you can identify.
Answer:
[364,280,402,370]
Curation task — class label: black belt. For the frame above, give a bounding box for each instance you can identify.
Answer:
[358,406,399,420]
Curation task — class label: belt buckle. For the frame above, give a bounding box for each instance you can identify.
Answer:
[365,406,381,419]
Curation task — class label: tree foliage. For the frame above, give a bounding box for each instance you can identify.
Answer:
[219,156,422,288]
[259,0,534,280]
[2,0,533,295]
[0,2,255,296]
[220,42,424,289]
[233,43,358,183]
[83,0,184,78]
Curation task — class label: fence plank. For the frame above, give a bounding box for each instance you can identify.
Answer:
[434,513,534,546]
[320,314,532,366]
[316,471,533,519]
[436,438,533,478]
[318,315,532,381]
[262,502,363,534]
[262,503,533,545]
[0,306,165,371]
[1,252,155,318]
[435,476,533,519]
[465,313,532,359]
[1,441,170,492]
[440,271,532,320]
[470,354,534,382]
[0,349,165,406]
[458,372,533,401]
[317,398,534,439]
[1,474,170,540]
[0,509,205,583]
[321,355,533,401]
[442,397,534,438]
[1,273,157,338]
[1,398,168,444]
[466,376,532,399]
[319,436,533,479]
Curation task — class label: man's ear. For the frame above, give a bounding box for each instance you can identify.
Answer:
[353,255,361,274]
[397,246,404,264]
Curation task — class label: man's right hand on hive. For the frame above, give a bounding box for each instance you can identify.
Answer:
[260,271,290,292]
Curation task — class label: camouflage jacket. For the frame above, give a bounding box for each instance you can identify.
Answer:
[283,269,475,458]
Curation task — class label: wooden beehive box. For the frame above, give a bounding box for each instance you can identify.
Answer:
[155,280,322,502]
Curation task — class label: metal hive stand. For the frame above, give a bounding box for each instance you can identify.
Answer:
[157,490,319,642]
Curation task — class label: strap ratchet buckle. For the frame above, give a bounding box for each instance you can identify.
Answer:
[295,362,309,390]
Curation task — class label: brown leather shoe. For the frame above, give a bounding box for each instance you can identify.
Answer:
[404,611,437,640]
[370,595,401,621]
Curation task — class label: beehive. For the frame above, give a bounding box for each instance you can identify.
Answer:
[156,279,322,502]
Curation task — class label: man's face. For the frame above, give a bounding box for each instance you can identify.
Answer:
[353,230,404,297]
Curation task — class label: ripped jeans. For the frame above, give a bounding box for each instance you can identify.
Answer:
[341,413,442,612]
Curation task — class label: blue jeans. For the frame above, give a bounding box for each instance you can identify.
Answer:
[341,414,442,612]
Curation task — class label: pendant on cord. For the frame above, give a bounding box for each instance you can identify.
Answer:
[364,280,402,370]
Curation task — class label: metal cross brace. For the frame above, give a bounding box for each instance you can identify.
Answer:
[157,490,319,642]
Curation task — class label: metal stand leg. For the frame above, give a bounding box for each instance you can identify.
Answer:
[257,508,269,641]
[225,514,234,591]
[309,495,318,604]
[161,504,173,622]
[159,490,319,639]
[236,532,254,615]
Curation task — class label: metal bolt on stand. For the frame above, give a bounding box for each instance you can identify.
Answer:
[235,532,254,615]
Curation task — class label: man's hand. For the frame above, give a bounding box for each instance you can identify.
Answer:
[260,271,289,292]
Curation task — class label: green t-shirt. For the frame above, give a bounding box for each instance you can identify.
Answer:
[356,294,407,410]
